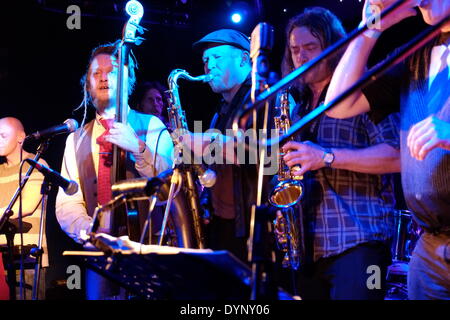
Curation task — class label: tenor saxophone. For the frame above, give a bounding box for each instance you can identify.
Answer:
[162,69,213,249]
[167,69,212,134]
[270,88,303,270]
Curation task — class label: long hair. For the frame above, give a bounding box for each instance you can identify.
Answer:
[282,7,346,77]
[132,80,170,122]
[75,40,138,126]
[281,7,346,104]
[133,81,168,110]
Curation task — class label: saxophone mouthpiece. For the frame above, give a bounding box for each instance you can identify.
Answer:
[202,74,214,82]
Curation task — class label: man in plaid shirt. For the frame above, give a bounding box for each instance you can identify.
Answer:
[280,7,401,300]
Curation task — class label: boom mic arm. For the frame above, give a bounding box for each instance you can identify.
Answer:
[26,119,79,141]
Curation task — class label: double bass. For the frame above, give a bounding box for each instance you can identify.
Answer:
[103,1,208,249]
[109,0,146,241]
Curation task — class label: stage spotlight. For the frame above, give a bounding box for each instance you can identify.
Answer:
[231,12,242,23]
[227,1,250,25]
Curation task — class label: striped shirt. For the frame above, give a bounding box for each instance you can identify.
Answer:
[0,154,48,267]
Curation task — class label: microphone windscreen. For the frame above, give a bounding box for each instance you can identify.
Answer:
[65,180,79,196]
[64,119,79,133]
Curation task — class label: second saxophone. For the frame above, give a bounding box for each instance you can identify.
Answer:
[269,88,304,208]
[270,88,303,270]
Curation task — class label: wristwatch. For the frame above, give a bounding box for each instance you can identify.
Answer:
[323,148,335,168]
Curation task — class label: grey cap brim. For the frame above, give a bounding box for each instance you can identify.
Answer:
[192,29,250,52]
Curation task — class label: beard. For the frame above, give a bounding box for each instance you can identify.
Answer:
[299,60,331,86]
[90,88,116,110]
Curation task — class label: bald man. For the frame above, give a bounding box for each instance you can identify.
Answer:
[0,117,46,219]
[0,117,48,299]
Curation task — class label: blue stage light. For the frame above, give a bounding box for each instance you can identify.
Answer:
[231,12,242,24]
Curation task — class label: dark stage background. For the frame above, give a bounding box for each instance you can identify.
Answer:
[0,0,426,299]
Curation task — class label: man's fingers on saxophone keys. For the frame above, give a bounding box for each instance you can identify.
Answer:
[292,165,308,177]
[281,140,303,152]
[283,150,304,167]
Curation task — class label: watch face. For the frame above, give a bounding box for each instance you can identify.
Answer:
[324,152,334,164]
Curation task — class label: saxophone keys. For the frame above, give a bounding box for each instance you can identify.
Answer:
[282,254,291,268]
[290,165,303,180]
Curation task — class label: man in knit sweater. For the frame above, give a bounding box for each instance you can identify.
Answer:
[0,117,48,299]
[326,0,450,299]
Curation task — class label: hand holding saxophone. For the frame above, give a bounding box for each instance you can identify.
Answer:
[283,141,328,176]
[177,131,237,164]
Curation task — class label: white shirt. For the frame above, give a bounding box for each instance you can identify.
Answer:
[56,110,174,243]
[428,43,450,90]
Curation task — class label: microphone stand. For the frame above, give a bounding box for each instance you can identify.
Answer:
[248,23,278,300]
[31,177,51,300]
[0,139,50,300]
[2,222,16,300]
[139,195,158,245]
[158,168,181,246]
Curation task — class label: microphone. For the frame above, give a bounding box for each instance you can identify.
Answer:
[111,170,173,199]
[193,165,216,188]
[250,23,274,102]
[26,119,79,141]
[24,159,79,195]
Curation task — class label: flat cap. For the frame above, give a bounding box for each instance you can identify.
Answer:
[192,29,250,52]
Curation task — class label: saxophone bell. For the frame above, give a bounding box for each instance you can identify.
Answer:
[269,179,303,208]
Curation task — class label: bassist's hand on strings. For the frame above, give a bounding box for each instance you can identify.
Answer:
[104,122,144,154]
